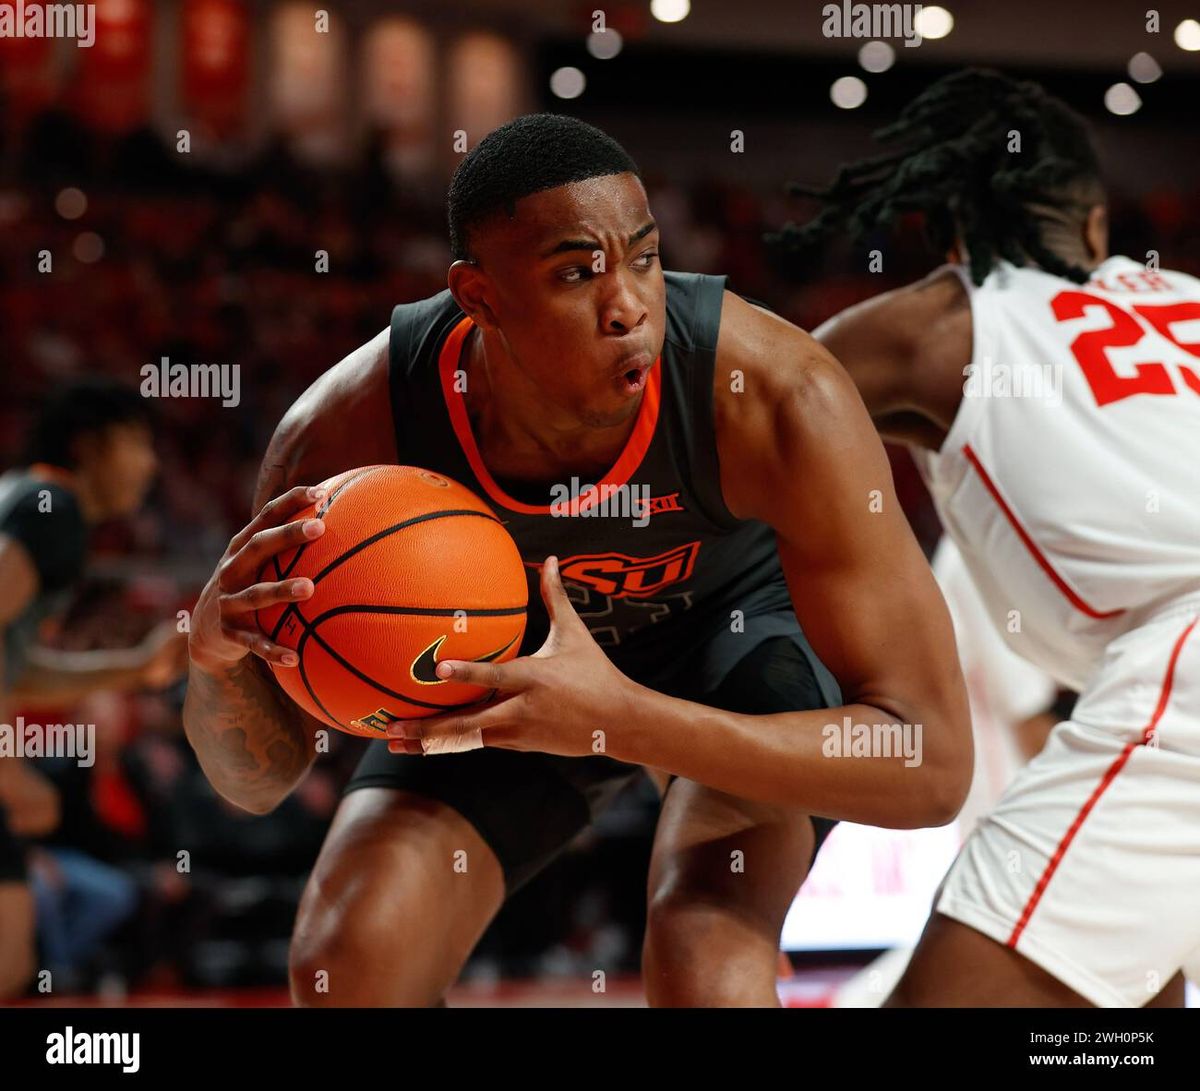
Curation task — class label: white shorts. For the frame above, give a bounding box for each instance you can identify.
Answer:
[936,604,1200,1007]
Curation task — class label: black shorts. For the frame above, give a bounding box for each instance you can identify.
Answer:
[344,629,841,895]
[0,806,29,883]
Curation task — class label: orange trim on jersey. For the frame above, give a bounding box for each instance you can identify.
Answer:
[437,316,662,516]
[27,463,78,489]
[1007,615,1198,948]
[962,444,1124,621]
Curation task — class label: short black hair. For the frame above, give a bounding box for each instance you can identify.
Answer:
[24,378,155,469]
[447,113,641,261]
[769,69,1104,285]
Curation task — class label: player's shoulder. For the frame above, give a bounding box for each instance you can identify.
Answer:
[0,471,86,596]
[0,471,83,529]
[389,287,464,379]
[714,286,834,391]
[660,269,729,355]
[713,288,864,455]
[256,328,395,508]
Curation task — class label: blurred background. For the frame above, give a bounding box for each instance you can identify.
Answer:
[1,0,1198,1006]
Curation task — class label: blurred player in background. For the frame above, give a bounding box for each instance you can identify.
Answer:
[0,379,188,998]
[780,68,1200,1007]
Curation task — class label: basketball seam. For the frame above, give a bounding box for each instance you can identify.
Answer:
[307,603,527,626]
[263,506,516,644]
[277,596,522,719]
[279,466,383,582]
[303,622,499,713]
[308,508,503,587]
[264,497,521,726]
[295,624,346,730]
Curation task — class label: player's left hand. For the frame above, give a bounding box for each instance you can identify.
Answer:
[386,555,638,759]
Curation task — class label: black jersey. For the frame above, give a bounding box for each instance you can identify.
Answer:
[0,470,87,687]
[388,271,825,692]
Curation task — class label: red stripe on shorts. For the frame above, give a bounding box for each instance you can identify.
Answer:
[1007,615,1199,948]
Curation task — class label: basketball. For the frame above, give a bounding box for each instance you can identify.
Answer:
[256,465,528,737]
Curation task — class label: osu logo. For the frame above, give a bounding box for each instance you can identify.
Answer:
[553,542,700,599]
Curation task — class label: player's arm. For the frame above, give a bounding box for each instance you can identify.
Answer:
[811,266,970,449]
[0,759,60,838]
[0,537,61,837]
[10,625,187,702]
[183,330,394,814]
[0,535,41,708]
[596,297,971,822]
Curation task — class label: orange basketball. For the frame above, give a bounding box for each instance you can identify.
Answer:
[256,465,528,737]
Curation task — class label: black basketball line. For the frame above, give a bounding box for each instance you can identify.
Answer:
[279,466,383,582]
[271,555,282,579]
[308,602,527,626]
[276,600,523,716]
[265,503,507,643]
[308,508,502,588]
[267,601,296,644]
[267,503,522,722]
[295,624,351,730]
[304,622,503,713]
[269,593,524,645]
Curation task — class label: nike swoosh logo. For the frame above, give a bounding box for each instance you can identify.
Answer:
[409,633,520,685]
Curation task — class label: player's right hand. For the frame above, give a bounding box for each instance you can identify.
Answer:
[187,484,326,674]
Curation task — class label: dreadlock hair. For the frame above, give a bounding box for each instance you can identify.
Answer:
[447,113,641,262]
[767,69,1105,285]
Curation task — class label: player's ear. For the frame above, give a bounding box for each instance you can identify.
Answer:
[1083,203,1108,266]
[448,258,499,330]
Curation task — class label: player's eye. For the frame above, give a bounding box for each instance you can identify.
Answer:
[559,266,589,284]
[635,250,659,269]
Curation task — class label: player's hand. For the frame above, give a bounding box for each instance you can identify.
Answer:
[386,555,637,759]
[187,485,326,674]
[135,620,191,689]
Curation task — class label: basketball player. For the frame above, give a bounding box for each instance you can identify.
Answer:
[0,378,186,998]
[183,114,973,1007]
[775,69,1200,1006]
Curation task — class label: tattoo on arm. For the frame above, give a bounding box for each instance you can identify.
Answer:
[184,656,313,810]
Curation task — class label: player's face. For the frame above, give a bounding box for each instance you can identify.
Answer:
[80,422,158,518]
[474,173,666,428]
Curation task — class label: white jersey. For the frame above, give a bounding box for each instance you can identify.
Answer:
[916,256,1200,690]
[931,538,1056,833]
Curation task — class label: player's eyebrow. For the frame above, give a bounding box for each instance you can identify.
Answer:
[540,220,658,258]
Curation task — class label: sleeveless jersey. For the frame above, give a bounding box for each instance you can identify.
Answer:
[388,271,803,689]
[915,256,1200,691]
[0,470,87,686]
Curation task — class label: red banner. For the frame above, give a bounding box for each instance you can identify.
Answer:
[0,2,57,120]
[182,0,249,137]
[74,0,152,133]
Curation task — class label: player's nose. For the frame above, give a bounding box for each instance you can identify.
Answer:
[599,269,647,334]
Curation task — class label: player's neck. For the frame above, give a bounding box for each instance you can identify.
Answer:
[462,324,640,482]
